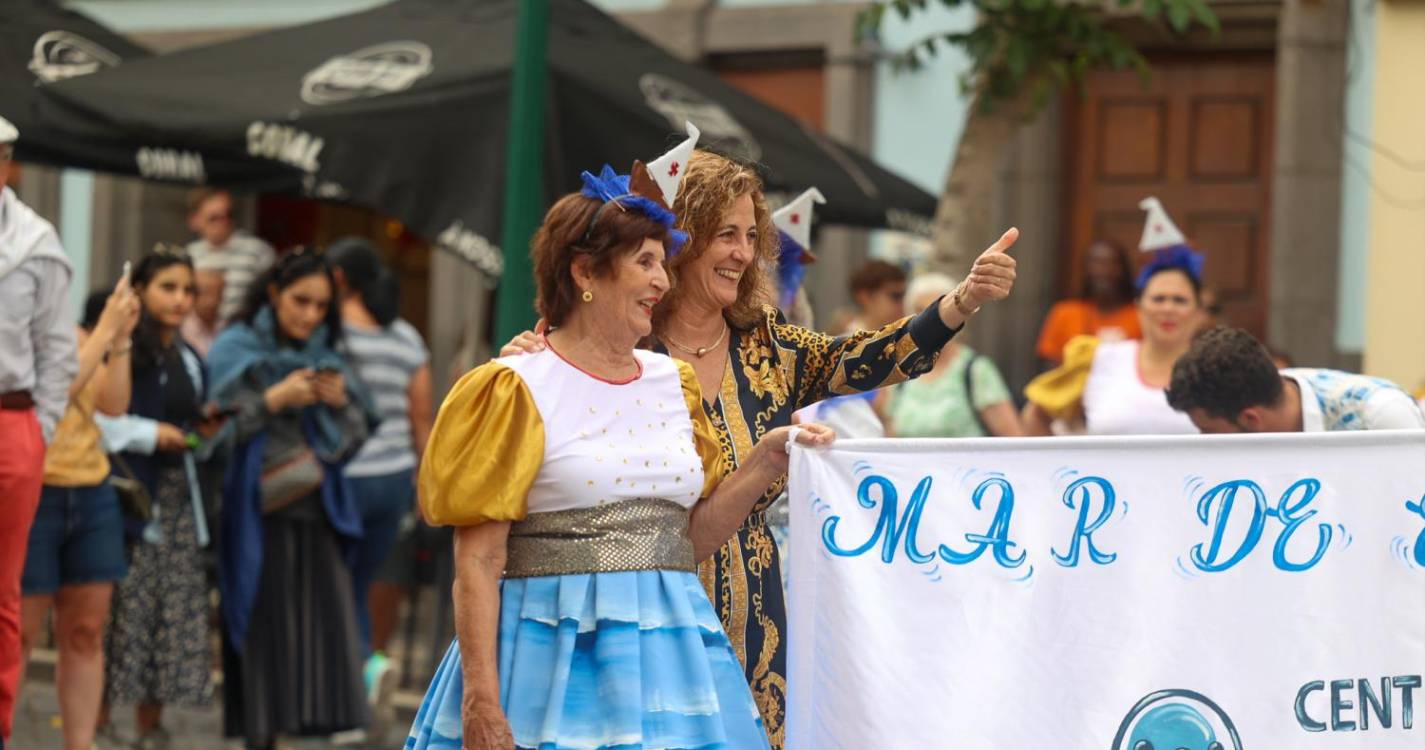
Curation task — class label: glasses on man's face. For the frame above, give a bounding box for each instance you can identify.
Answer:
[203,211,232,225]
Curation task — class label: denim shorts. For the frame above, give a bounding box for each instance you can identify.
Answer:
[22,482,128,594]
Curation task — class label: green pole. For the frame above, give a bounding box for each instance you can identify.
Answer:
[494,0,550,347]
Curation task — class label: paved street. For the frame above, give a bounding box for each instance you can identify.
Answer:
[12,651,422,749]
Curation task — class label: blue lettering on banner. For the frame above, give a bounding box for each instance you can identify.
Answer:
[938,477,1026,568]
[821,475,935,564]
[814,469,1422,576]
[1052,476,1118,568]
[1406,495,1425,566]
[1190,478,1334,573]
[1296,675,1420,733]
[821,474,1034,569]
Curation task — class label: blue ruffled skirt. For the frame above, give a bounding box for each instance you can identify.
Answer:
[404,570,770,750]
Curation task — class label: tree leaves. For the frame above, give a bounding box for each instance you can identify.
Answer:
[857,0,1220,116]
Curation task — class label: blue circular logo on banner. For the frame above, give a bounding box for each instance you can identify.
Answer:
[1112,689,1243,750]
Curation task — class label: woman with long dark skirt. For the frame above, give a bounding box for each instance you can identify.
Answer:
[208,251,377,749]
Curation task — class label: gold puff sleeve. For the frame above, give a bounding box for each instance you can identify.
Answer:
[1023,335,1100,421]
[418,361,544,527]
[675,360,727,499]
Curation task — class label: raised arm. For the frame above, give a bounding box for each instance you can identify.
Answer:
[85,278,141,415]
[787,228,1020,408]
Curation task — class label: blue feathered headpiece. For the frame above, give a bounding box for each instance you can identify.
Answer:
[579,165,689,256]
[771,187,826,308]
[777,230,809,309]
[1136,244,1204,293]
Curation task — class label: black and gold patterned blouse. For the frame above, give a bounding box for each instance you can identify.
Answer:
[657,302,957,749]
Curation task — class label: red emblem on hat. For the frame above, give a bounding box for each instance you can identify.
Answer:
[668,162,680,177]
[790,213,801,225]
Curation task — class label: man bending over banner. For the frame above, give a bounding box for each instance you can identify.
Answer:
[1166,326,1425,433]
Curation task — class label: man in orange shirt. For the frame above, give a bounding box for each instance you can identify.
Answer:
[1036,239,1140,367]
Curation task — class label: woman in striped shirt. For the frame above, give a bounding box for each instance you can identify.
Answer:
[327,237,433,709]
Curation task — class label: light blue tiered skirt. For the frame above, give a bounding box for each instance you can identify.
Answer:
[404,570,770,750]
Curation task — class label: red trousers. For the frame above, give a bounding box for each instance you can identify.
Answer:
[0,409,43,741]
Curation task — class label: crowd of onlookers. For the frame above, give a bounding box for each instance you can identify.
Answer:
[3,117,436,750]
[815,235,1424,441]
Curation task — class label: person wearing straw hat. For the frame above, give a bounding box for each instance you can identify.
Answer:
[407,128,834,750]
[0,114,79,749]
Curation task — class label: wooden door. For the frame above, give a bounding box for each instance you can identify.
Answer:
[1064,54,1276,336]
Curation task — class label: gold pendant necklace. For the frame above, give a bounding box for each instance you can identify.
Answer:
[664,322,728,357]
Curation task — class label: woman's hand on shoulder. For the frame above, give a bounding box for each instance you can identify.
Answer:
[497,318,549,357]
[752,422,836,476]
[462,701,514,750]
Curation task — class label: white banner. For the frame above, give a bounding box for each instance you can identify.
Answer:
[786,432,1425,749]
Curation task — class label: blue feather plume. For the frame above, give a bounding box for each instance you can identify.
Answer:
[777,230,808,309]
[1136,244,1204,292]
[578,165,687,255]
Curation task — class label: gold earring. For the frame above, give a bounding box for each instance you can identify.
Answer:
[582,290,593,303]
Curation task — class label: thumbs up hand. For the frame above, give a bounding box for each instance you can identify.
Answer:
[958,227,1019,311]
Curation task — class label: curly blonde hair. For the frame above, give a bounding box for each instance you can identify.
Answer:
[655,150,778,334]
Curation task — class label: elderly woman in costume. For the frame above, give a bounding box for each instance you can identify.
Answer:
[1021,198,1204,436]
[208,251,378,749]
[504,128,1021,747]
[406,139,834,750]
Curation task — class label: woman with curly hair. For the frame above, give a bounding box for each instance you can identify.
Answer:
[504,148,1021,746]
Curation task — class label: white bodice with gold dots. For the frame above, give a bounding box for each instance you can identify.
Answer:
[496,347,706,514]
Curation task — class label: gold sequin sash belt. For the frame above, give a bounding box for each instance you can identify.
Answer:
[504,498,695,579]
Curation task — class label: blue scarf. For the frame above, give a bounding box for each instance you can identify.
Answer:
[207,307,375,650]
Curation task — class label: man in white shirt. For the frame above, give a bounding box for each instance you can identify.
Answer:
[0,115,78,746]
[1166,327,1425,433]
[184,187,275,325]
[180,266,224,357]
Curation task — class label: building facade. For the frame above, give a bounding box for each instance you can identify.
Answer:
[19,0,1419,397]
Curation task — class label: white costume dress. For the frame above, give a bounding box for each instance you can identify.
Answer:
[406,346,770,750]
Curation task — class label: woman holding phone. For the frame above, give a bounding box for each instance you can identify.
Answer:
[99,249,225,749]
[208,250,378,749]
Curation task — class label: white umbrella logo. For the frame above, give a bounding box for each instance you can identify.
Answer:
[301,41,434,106]
[29,30,122,84]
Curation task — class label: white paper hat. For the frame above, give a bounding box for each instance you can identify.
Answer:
[1138,196,1187,251]
[0,115,18,145]
[644,121,701,208]
[773,187,826,251]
